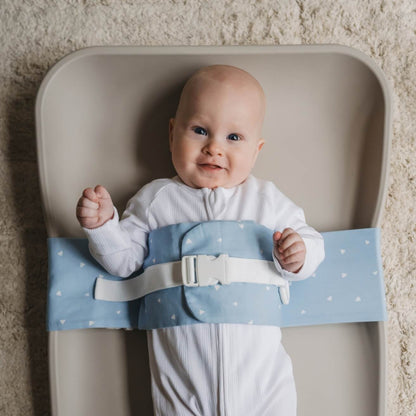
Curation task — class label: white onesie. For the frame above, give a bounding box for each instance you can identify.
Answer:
[84,175,325,416]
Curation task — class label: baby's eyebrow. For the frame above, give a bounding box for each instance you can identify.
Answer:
[188,119,205,125]
[187,115,208,124]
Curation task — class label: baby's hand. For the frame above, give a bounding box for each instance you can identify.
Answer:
[273,228,306,273]
[76,185,114,229]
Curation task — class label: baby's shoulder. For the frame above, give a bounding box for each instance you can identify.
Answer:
[131,178,177,203]
[246,175,283,198]
[247,175,297,208]
[122,178,178,220]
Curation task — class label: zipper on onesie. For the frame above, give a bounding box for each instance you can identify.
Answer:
[218,323,230,416]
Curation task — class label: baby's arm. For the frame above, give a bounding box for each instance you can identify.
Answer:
[76,185,149,277]
[269,185,325,281]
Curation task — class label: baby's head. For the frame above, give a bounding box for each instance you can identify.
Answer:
[169,65,265,189]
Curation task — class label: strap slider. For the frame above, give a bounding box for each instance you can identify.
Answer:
[182,254,229,287]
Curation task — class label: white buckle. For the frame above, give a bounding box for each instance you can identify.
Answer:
[181,254,229,287]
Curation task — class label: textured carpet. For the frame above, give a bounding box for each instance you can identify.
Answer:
[0,1,415,415]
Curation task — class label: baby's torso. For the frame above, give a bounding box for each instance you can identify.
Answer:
[142,176,285,348]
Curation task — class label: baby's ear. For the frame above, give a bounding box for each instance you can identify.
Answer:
[258,138,265,151]
[169,118,175,151]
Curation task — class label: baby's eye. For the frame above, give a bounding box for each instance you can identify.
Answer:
[227,133,240,141]
[193,126,208,136]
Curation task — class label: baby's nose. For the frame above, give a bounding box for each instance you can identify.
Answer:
[203,138,224,156]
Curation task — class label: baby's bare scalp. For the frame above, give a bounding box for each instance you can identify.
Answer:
[176,65,266,122]
[187,65,264,94]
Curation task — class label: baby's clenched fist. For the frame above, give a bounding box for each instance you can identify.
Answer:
[273,228,306,273]
[76,185,114,229]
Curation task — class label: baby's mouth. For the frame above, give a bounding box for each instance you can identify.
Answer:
[198,163,224,170]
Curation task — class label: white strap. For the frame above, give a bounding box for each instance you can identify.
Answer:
[94,255,290,304]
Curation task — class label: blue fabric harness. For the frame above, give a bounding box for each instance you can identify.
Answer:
[47,221,387,331]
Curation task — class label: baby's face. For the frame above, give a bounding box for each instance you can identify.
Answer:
[169,66,265,189]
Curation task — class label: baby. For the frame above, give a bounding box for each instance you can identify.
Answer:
[77,65,325,415]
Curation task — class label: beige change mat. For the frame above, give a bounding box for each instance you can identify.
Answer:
[36,45,391,416]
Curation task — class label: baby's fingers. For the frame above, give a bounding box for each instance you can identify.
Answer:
[279,240,304,257]
[279,250,304,267]
[277,232,301,253]
[281,259,304,273]
[77,196,99,210]
[273,231,282,244]
[82,187,99,203]
[76,205,99,219]
[76,186,113,229]
[94,185,112,201]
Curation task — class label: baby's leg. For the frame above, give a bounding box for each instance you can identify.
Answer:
[222,324,296,415]
[147,324,221,416]
[147,324,296,416]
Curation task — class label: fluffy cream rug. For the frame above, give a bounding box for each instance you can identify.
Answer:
[0,1,415,415]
